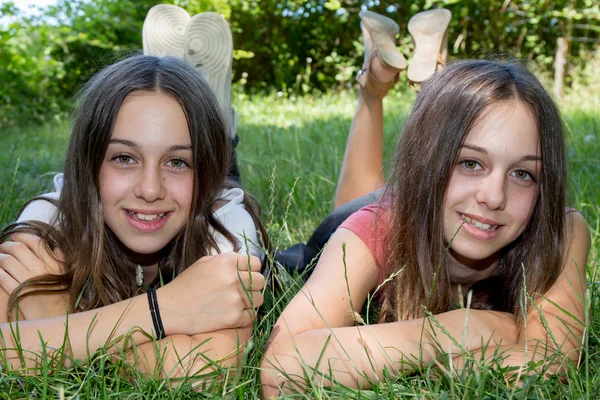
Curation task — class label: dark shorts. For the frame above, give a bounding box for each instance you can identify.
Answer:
[275,189,384,272]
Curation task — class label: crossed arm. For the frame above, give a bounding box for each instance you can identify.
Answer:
[0,237,264,379]
[260,212,591,396]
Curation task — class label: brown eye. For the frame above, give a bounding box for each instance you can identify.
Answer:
[462,160,481,170]
[512,169,533,181]
[114,155,133,164]
[167,158,188,169]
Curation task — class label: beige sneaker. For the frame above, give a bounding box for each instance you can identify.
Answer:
[142,4,191,58]
[184,12,235,138]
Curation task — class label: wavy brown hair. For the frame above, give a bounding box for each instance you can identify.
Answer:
[377,60,566,323]
[1,55,267,318]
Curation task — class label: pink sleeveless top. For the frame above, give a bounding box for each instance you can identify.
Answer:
[339,203,579,286]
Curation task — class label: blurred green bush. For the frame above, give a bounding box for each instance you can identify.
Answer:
[0,0,598,128]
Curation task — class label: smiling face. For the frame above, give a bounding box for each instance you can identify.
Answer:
[443,100,541,272]
[98,91,193,262]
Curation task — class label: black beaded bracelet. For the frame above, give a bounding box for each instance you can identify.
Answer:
[147,286,166,340]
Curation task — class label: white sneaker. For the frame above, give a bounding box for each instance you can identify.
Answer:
[142,4,191,58]
[184,12,234,138]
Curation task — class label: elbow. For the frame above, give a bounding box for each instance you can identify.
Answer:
[180,328,251,378]
[1,351,75,373]
[131,329,251,383]
[499,339,583,382]
[260,340,305,398]
[260,343,284,399]
[544,343,583,379]
[260,362,281,399]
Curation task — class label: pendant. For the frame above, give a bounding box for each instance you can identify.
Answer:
[136,264,144,287]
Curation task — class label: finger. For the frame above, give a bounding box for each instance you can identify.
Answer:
[0,243,37,281]
[237,308,257,328]
[10,233,46,260]
[0,265,21,294]
[237,271,266,292]
[195,252,244,269]
[250,291,264,308]
[249,272,266,291]
[236,255,262,272]
[2,237,62,276]
[238,286,264,309]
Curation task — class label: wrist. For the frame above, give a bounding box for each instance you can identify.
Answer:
[102,293,158,348]
[147,286,166,340]
[154,286,176,336]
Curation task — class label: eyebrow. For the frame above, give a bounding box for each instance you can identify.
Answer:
[108,139,192,152]
[461,144,541,162]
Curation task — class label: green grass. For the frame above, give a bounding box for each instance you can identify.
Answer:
[0,88,599,398]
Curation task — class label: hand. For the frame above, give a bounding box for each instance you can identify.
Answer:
[157,252,265,336]
[436,309,519,351]
[468,309,519,347]
[0,233,69,320]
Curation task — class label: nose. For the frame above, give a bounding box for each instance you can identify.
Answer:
[133,165,166,203]
[475,172,507,210]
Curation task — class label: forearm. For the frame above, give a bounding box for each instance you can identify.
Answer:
[262,309,518,396]
[0,294,154,369]
[129,327,252,380]
[262,323,419,395]
[454,338,581,379]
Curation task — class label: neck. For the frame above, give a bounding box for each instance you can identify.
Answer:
[138,262,159,284]
[111,231,169,286]
[447,249,501,285]
[121,246,165,285]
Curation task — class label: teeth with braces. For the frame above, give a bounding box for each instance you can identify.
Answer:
[128,211,166,221]
[461,214,498,231]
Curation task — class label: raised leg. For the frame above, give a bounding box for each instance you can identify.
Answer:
[335,8,451,208]
[334,27,401,209]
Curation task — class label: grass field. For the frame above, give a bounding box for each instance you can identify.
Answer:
[0,88,599,398]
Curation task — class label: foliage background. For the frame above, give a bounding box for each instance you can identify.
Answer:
[0,84,599,400]
[0,1,599,397]
[1,0,599,128]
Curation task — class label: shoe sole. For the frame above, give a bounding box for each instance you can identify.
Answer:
[359,10,406,71]
[184,12,232,125]
[407,9,451,83]
[142,4,190,58]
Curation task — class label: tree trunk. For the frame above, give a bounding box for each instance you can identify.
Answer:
[553,37,568,100]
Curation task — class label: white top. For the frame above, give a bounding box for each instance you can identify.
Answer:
[17,174,261,257]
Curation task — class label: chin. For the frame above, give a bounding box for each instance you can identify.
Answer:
[450,239,499,261]
[119,238,172,258]
[450,243,502,264]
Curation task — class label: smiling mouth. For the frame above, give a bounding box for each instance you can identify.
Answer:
[127,211,167,222]
[460,214,500,232]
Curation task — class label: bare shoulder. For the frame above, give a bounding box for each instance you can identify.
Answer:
[274,228,380,340]
[564,210,591,275]
[306,227,380,293]
[566,210,590,239]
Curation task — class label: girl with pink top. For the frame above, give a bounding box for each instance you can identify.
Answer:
[262,10,591,396]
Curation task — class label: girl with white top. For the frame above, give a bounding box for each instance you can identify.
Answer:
[0,55,266,379]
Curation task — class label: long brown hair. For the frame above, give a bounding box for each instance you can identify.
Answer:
[378,60,566,323]
[1,56,267,317]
